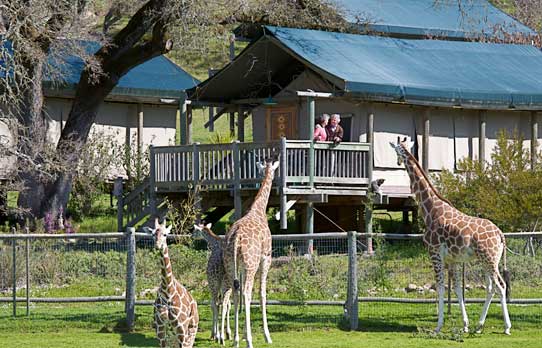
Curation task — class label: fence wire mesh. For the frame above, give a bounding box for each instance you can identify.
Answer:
[0,232,541,335]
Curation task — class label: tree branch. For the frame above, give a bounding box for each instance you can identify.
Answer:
[100,0,167,62]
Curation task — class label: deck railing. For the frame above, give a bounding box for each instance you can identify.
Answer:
[151,139,371,192]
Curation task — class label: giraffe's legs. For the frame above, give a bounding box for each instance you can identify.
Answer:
[172,320,186,348]
[452,265,469,333]
[211,290,224,342]
[225,297,232,340]
[260,255,273,343]
[243,270,257,348]
[493,268,512,335]
[154,304,169,348]
[233,284,241,348]
[476,275,494,333]
[211,297,219,341]
[431,255,446,333]
[182,305,199,348]
[221,288,232,346]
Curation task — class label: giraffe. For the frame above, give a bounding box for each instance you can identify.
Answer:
[222,160,279,348]
[193,222,232,344]
[148,218,199,347]
[390,138,511,335]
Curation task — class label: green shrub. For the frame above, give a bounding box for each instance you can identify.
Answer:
[434,130,542,233]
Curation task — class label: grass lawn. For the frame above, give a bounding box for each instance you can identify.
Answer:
[1,302,541,348]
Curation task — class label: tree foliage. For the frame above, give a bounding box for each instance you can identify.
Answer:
[434,131,542,232]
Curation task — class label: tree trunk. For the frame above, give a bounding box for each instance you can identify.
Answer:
[16,60,48,219]
[40,74,116,217]
[17,0,172,220]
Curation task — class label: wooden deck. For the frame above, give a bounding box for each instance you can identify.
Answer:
[118,139,372,230]
[150,139,371,193]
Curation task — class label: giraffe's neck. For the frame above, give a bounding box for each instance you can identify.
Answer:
[248,167,273,216]
[403,155,448,226]
[159,246,176,294]
[202,229,221,251]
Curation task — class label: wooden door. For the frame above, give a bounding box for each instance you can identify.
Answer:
[266,106,297,141]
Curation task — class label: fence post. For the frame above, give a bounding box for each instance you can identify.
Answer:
[347,230,359,330]
[25,226,30,316]
[11,227,16,317]
[125,227,136,330]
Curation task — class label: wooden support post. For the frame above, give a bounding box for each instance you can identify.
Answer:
[124,116,132,179]
[11,227,16,317]
[232,141,242,220]
[187,104,193,145]
[208,69,215,132]
[179,95,188,145]
[115,177,124,232]
[175,108,181,145]
[125,227,136,330]
[308,97,315,188]
[422,109,430,174]
[479,110,486,167]
[531,111,538,169]
[347,230,359,330]
[25,226,29,317]
[280,136,288,230]
[149,146,157,217]
[365,108,374,254]
[137,103,144,179]
[229,34,236,62]
[238,106,245,142]
[402,210,409,225]
[305,202,314,254]
[192,142,200,187]
[229,112,235,138]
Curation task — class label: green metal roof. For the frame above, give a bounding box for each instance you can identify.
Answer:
[265,26,542,109]
[336,0,535,40]
[44,41,199,99]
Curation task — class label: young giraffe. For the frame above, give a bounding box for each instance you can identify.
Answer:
[223,160,279,348]
[193,222,232,344]
[390,139,511,335]
[148,218,199,347]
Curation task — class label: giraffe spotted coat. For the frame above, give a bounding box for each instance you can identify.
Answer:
[149,219,199,348]
[193,223,231,343]
[222,160,278,348]
[391,139,511,335]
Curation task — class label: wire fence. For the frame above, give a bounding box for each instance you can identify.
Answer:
[1,230,541,333]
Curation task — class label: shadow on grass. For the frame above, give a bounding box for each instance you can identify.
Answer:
[264,308,417,333]
[119,332,156,347]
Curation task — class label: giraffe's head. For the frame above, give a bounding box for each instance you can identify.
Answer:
[147,218,172,251]
[256,159,280,180]
[389,137,414,166]
[192,222,212,240]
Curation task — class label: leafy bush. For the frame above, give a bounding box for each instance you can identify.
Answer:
[434,130,542,232]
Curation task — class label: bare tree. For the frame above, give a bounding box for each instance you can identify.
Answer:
[0,0,345,222]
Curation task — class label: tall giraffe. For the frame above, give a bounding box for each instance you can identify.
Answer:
[149,218,199,347]
[193,222,231,343]
[390,139,511,335]
[223,160,279,348]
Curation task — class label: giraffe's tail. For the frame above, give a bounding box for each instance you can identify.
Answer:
[233,232,240,292]
[502,235,511,302]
